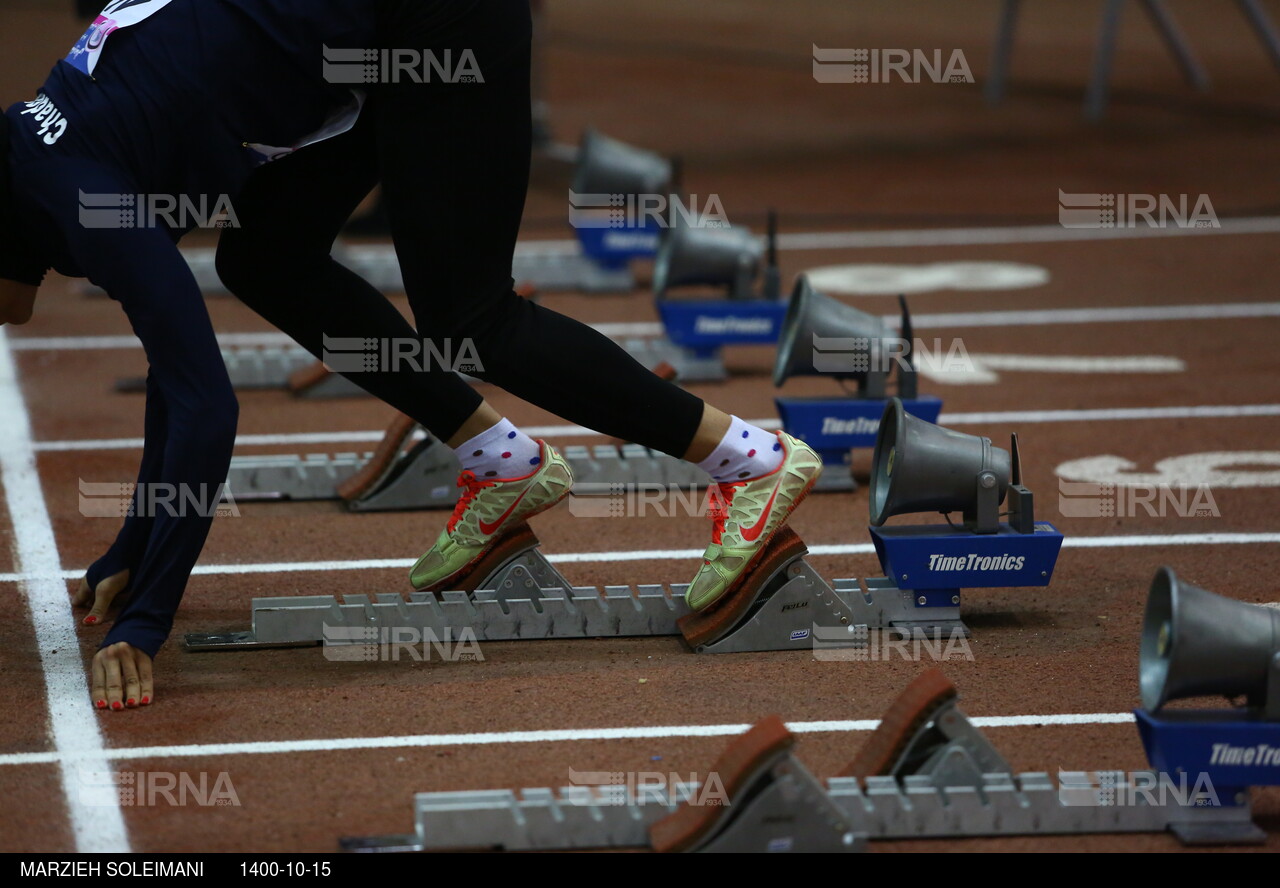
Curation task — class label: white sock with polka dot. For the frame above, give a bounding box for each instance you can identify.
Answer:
[696,416,784,484]
[453,418,543,480]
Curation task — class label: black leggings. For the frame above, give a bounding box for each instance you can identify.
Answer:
[215,0,705,457]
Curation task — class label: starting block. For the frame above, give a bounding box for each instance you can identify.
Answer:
[341,670,1268,852]
[115,345,326,395]
[184,526,872,655]
[226,414,455,510]
[225,414,711,508]
[85,240,641,300]
[184,514,1054,655]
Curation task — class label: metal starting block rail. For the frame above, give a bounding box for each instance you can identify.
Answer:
[87,243,638,299]
[184,522,1030,654]
[130,336,712,396]
[185,526,863,655]
[115,346,336,395]
[340,670,1264,852]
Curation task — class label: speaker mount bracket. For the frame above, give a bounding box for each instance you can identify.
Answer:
[657,299,788,351]
[870,522,1064,592]
[1134,707,1280,844]
[965,471,1003,534]
[1005,485,1036,534]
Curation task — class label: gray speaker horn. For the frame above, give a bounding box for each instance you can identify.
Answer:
[571,128,673,198]
[1140,567,1280,718]
[772,277,917,398]
[653,224,761,301]
[869,397,1012,534]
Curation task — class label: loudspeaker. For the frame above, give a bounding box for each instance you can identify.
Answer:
[772,276,898,391]
[571,128,673,198]
[869,397,1013,534]
[1140,567,1280,718]
[653,224,764,301]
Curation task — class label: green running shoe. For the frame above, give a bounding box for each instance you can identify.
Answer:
[410,441,573,591]
[685,432,823,611]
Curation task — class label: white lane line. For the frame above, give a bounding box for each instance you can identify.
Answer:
[918,354,1187,386]
[13,299,1280,353]
[0,330,129,852]
[903,300,1280,330]
[0,530,1277,585]
[971,356,1185,373]
[942,403,1280,425]
[32,403,1280,453]
[11,322,666,352]
[0,712,1136,767]
[778,216,1280,250]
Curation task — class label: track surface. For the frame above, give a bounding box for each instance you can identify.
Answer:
[3,0,1280,854]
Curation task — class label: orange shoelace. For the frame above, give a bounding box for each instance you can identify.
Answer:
[447,471,495,534]
[704,482,744,557]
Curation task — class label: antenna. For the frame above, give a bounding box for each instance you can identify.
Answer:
[897,294,918,398]
[761,209,781,302]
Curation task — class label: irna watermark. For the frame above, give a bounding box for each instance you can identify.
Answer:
[322,45,483,84]
[78,191,238,230]
[568,192,729,231]
[1057,479,1220,519]
[567,768,728,807]
[77,768,240,808]
[812,46,974,84]
[812,625,975,662]
[1058,190,1218,229]
[78,481,239,519]
[321,625,485,663]
[1057,770,1219,808]
[320,334,484,375]
[810,335,973,377]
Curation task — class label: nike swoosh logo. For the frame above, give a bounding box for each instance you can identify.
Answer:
[479,489,529,536]
[740,478,783,543]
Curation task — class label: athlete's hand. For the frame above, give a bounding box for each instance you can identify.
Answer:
[0,280,37,326]
[91,642,154,711]
[72,568,131,626]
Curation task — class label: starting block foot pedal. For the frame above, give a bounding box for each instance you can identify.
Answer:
[650,716,864,853]
[419,522,572,601]
[287,361,368,399]
[678,527,810,651]
[838,668,1009,784]
[340,415,461,512]
[675,526,869,655]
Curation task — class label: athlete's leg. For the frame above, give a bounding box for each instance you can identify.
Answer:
[372,0,707,455]
[373,0,820,609]
[215,107,485,436]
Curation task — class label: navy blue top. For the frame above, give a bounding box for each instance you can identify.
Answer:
[4,0,376,280]
[0,0,383,657]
